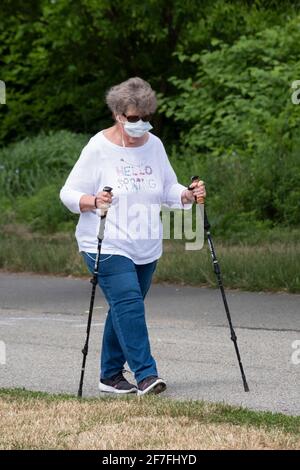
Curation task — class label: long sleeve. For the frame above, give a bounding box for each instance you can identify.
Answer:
[161,147,192,210]
[60,142,100,214]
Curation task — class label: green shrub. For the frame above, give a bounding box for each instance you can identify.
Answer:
[0,130,88,199]
[0,130,88,231]
[15,184,77,233]
[161,16,300,230]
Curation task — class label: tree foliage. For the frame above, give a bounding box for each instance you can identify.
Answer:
[160,15,300,227]
[1,0,295,144]
[0,0,300,231]
[0,0,207,143]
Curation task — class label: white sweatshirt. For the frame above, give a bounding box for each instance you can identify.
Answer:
[60,131,192,264]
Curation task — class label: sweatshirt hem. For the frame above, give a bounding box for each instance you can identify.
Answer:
[79,246,162,265]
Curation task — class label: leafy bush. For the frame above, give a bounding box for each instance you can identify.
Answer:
[15,184,77,233]
[1,0,296,145]
[162,16,300,229]
[0,130,88,231]
[0,130,88,198]
[1,4,300,235]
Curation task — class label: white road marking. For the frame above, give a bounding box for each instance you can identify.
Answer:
[84,306,104,313]
[0,316,95,324]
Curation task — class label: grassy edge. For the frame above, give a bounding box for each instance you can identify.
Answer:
[1,227,300,293]
[1,387,299,436]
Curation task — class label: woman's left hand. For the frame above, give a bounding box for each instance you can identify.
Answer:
[181,180,206,204]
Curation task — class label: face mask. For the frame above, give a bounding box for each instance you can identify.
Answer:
[123,119,153,138]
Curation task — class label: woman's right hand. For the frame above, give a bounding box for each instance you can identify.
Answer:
[95,190,113,210]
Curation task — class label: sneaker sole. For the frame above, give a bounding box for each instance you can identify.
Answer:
[137,379,167,396]
[99,382,137,394]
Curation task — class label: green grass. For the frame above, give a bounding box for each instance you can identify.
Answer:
[1,388,299,449]
[1,387,299,435]
[158,239,300,292]
[0,225,299,292]
[0,130,88,200]
[0,229,85,276]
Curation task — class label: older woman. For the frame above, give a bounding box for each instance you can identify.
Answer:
[60,77,205,396]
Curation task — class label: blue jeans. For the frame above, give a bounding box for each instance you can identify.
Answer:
[82,252,158,383]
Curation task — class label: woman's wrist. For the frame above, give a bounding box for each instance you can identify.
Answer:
[181,189,194,205]
[79,194,98,212]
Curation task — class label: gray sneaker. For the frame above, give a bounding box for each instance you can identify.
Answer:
[99,372,137,394]
[137,376,166,396]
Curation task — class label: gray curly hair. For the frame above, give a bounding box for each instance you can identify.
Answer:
[105,77,157,116]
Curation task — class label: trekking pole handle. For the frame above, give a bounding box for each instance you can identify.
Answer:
[96,186,113,217]
[188,175,205,204]
[102,186,113,197]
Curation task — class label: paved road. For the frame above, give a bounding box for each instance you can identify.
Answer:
[0,272,299,415]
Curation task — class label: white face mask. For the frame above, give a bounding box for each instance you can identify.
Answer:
[123,119,153,138]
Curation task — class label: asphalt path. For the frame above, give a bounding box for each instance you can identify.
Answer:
[0,272,299,415]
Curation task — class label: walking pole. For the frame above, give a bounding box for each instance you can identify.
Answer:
[77,186,113,398]
[188,176,249,392]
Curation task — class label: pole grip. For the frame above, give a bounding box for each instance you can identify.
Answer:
[103,186,113,193]
[96,186,113,217]
[96,186,113,238]
[188,175,205,204]
[102,185,113,215]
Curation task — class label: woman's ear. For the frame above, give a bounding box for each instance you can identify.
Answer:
[115,114,125,124]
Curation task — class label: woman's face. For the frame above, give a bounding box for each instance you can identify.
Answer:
[117,105,151,146]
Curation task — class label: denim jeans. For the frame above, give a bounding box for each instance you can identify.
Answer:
[82,252,158,383]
